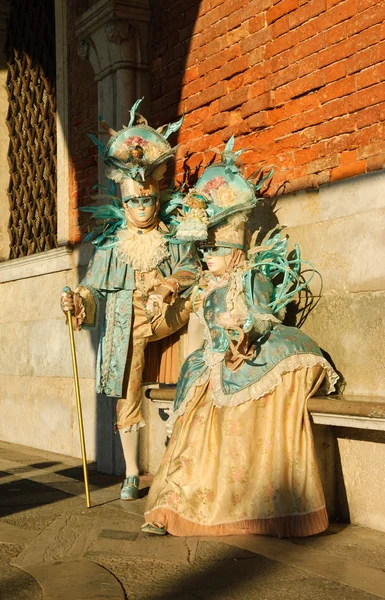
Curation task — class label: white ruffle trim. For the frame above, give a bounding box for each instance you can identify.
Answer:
[120,420,146,433]
[210,353,339,408]
[172,354,339,422]
[116,228,170,272]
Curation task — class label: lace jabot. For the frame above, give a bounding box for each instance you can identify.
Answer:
[116,227,170,272]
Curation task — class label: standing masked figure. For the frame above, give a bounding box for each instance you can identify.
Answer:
[143,141,339,537]
[61,100,200,500]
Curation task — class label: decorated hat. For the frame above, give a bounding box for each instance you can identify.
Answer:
[176,137,271,249]
[89,98,183,184]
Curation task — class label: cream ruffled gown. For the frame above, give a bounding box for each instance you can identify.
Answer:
[144,269,338,537]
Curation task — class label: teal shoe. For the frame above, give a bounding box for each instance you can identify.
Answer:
[141,522,167,535]
[120,475,140,500]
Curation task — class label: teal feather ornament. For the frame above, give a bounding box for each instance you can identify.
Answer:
[81,200,126,248]
[246,228,315,316]
[88,133,106,157]
[221,135,244,174]
[161,115,184,139]
[128,97,144,127]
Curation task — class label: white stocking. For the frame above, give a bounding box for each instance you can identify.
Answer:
[119,429,139,477]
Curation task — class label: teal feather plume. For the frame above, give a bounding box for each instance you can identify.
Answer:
[247,229,314,315]
[162,115,184,139]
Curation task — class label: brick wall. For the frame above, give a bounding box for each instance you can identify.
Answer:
[151,0,385,195]
[68,0,98,242]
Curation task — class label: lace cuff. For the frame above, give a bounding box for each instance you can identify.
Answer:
[75,286,98,328]
[65,292,86,331]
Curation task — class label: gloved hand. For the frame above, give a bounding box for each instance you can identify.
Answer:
[60,287,86,330]
[145,293,164,319]
[60,287,75,313]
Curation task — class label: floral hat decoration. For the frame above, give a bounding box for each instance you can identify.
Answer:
[176,136,273,249]
[89,97,183,185]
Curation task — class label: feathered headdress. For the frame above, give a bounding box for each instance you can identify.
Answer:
[89,98,183,184]
[176,136,273,248]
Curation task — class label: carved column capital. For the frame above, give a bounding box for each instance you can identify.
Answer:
[104,20,134,45]
[75,0,151,79]
[77,39,89,60]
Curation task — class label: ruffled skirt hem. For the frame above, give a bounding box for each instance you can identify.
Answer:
[144,506,328,538]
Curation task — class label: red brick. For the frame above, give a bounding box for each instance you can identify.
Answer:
[225,8,245,32]
[248,80,267,99]
[268,63,299,90]
[219,87,248,111]
[182,66,199,85]
[265,29,300,59]
[183,108,210,129]
[267,97,303,125]
[318,0,358,32]
[271,14,290,38]
[318,23,383,68]
[367,153,385,171]
[307,154,339,174]
[281,174,320,194]
[244,63,269,85]
[204,112,231,134]
[198,45,241,77]
[323,61,347,84]
[242,0,272,20]
[356,61,385,90]
[288,0,326,28]
[247,112,270,130]
[199,19,228,46]
[248,47,265,67]
[351,81,385,113]
[249,13,266,35]
[293,32,326,62]
[339,150,357,165]
[220,55,248,81]
[338,124,384,155]
[275,71,325,105]
[356,139,385,160]
[315,114,357,141]
[227,73,245,92]
[267,0,299,25]
[357,105,382,130]
[294,145,322,166]
[241,92,275,118]
[330,161,366,181]
[320,76,356,104]
[347,41,385,75]
[225,23,249,48]
[293,105,326,132]
[241,27,272,54]
[325,3,385,46]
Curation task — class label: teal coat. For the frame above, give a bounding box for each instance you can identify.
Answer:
[79,238,199,397]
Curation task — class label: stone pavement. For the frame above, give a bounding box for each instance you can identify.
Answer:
[1,440,385,600]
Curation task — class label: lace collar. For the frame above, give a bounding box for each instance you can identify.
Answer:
[116,226,170,271]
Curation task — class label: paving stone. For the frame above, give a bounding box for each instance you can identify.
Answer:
[0,522,40,545]
[86,531,198,564]
[12,515,131,567]
[212,534,385,599]
[290,522,385,572]
[22,559,124,600]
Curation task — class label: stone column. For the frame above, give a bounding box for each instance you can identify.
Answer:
[75,0,151,475]
[75,0,151,186]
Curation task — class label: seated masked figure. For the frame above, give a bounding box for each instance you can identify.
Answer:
[60,100,200,500]
[143,143,339,537]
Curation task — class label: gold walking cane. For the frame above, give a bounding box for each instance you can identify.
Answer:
[63,286,91,508]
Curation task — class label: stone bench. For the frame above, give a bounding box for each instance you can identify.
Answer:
[145,388,385,431]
